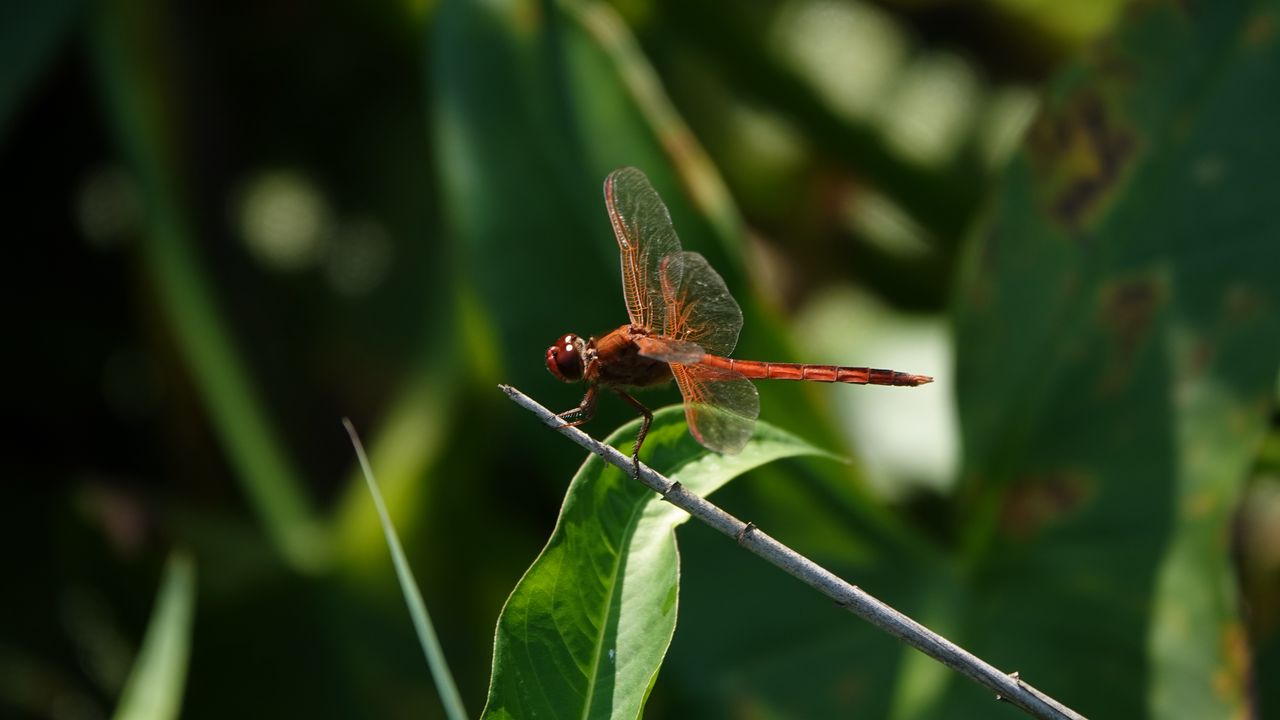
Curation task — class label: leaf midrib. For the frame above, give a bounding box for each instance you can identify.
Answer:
[579,452,703,720]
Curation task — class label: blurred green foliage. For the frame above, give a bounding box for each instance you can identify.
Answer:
[3,0,1279,718]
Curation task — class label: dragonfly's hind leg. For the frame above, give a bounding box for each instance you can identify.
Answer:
[611,389,652,479]
[556,385,598,428]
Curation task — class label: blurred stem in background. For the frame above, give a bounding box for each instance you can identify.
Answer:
[569,1,745,258]
[90,0,328,572]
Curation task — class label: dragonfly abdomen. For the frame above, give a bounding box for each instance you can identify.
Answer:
[702,356,932,387]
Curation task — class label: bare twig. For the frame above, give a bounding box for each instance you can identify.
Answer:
[501,384,1087,720]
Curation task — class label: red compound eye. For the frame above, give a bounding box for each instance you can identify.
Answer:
[545,334,584,382]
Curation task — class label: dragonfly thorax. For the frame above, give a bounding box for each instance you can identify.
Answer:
[546,333,589,382]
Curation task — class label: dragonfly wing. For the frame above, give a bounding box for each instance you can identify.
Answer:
[671,363,759,455]
[605,167,684,333]
[634,335,705,365]
[660,251,742,357]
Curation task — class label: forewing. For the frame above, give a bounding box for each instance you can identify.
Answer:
[660,251,742,357]
[671,363,759,455]
[634,335,705,365]
[605,167,684,332]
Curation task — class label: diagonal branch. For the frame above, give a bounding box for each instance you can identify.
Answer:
[501,383,1086,720]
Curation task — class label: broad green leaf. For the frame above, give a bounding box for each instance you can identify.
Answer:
[482,407,830,719]
[113,552,195,720]
[946,1,1280,717]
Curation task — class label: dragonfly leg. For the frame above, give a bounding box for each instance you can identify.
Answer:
[556,385,598,428]
[611,389,652,478]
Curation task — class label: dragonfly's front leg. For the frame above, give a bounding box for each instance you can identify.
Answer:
[611,389,652,479]
[556,384,598,429]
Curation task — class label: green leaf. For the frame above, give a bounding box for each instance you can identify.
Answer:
[947,1,1280,717]
[112,552,196,720]
[482,407,829,719]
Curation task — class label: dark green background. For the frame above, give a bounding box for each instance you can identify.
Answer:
[4,0,1279,717]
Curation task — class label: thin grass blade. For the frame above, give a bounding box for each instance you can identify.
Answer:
[343,419,468,720]
[112,551,196,720]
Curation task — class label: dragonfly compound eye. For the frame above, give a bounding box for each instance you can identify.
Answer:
[546,334,585,382]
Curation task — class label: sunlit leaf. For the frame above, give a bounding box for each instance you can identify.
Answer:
[482,406,829,719]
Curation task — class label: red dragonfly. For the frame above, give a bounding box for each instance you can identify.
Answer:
[547,167,931,468]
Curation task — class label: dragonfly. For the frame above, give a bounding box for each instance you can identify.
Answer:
[546,167,932,471]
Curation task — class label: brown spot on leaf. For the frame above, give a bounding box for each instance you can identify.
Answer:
[832,670,867,706]
[513,0,543,33]
[1212,623,1250,703]
[1246,12,1275,46]
[1107,279,1160,338]
[1184,488,1220,519]
[1225,284,1267,325]
[1098,276,1165,392]
[999,471,1093,539]
[1027,93,1138,230]
[1187,338,1214,378]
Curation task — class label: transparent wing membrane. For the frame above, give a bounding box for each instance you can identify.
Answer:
[605,167,754,454]
[671,363,759,455]
[605,168,683,333]
[660,251,742,357]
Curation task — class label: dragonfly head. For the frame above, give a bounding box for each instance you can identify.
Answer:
[546,333,587,382]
